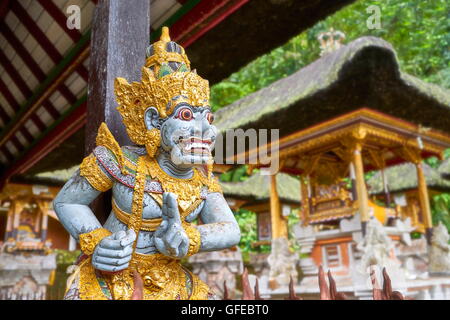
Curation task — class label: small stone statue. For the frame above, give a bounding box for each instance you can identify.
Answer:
[267,238,298,289]
[429,222,450,275]
[53,27,240,300]
[357,217,394,271]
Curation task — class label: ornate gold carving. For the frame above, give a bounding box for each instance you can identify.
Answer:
[183,223,201,256]
[206,177,223,194]
[115,68,210,145]
[395,145,422,164]
[77,252,210,300]
[238,109,449,168]
[145,128,161,158]
[145,27,191,74]
[146,157,205,213]
[78,257,108,300]
[112,199,162,232]
[80,154,114,192]
[96,123,127,173]
[79,228,112,256]
[129,156,147,245]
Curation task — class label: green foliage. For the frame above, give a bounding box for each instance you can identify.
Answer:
[432,193,450,234]
[234,208,259,253]
[54,249,81,265]
[211,0,449,111]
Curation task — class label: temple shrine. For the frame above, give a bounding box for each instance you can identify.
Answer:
[214,35,450,299]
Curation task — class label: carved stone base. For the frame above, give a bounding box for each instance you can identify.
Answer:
[188,248,243,299]
[267,238,298,289]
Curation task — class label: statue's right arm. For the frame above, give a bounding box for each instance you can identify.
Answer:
[53,170,103,239]
[54,164,136,272]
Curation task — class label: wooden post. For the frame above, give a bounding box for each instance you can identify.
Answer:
[12,202,22,239]
[85,0,150,223]
[352,143,369,235]
[415,162,433,244]
[299,175,309,225]
[270,174,288,239]
[86,0,151,152]
[40,210,48,242]
[381,168,391,207]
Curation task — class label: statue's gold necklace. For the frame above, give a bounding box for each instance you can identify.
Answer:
[145,156,207,213]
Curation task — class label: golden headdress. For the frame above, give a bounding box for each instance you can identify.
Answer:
[115,27,210,145]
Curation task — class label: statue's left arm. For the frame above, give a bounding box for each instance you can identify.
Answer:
[197,192,241,251]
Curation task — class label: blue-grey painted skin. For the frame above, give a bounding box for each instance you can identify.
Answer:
[53,103,241,272]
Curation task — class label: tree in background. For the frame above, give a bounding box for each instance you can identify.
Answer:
[211,0,449,111]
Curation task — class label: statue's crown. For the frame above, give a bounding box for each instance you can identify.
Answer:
[145,26,191,77]
[115,27,210,145]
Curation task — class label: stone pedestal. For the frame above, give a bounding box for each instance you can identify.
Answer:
[188,248,243,299]
[0,253,56,300]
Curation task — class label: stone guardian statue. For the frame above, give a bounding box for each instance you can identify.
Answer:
[53,27,240,300]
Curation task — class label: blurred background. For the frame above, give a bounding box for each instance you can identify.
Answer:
[0,0,449,300]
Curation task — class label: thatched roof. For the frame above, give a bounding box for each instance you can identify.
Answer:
[438,159,450,181]
[188,0,356,84]
[215,36,450,138]
[220,172,300,203]
[367,163,450,195]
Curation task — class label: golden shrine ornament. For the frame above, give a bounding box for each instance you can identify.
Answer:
[115,27,210,146]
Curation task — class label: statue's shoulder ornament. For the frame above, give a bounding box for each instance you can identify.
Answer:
[80,123,163,193]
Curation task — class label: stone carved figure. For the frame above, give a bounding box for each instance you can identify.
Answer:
[357,217,393,272]
[429,222,450,275]
[267,238,298,289]
[54,27,240,300]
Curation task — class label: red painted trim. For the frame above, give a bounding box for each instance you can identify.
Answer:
[30,114,46,132]
[10,1,91,84]
[10,1,62,64]
[0,107,10,124]
[58,85,77,105]
[19,127,34,144]
[0,22,46,82]
[0,77,19,111]
[0,48,62,131]
[0,102,87,186]
[1,145,13,162]
[37,0,82,43]
[76,65,89,83]
[0,0,10,20]
[0,23,62,120]
[42,101,60,120]
[0,49,32,98]
[10,135,23,153]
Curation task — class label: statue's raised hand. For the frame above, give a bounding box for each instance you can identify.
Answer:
[92,229,136,272]
[154,192,189,259]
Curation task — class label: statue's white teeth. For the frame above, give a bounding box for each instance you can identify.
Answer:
[182,141,211,154]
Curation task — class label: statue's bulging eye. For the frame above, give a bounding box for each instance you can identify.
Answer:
[177,108,193,121]
[206,112,214,124]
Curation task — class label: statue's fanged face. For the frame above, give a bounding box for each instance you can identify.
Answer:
[158,102,217,166]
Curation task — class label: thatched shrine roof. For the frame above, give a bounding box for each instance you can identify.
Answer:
[438,159,450,181]
[214,37,450,138]
[220,172,300,203]
[367,163,450,195]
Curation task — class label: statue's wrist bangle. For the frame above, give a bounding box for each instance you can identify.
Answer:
[79,228,112,255]
[184,223,201,256]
